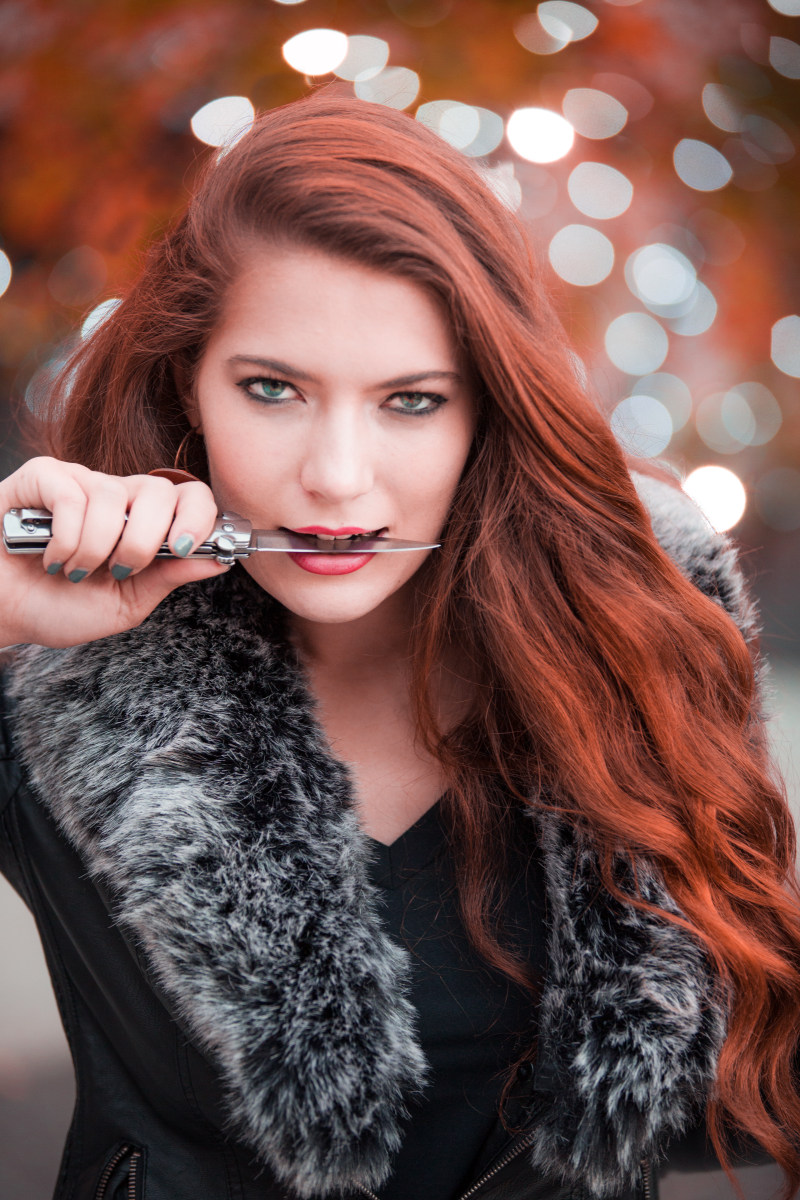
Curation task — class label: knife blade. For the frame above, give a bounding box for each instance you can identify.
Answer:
[250,531,440,553]
[2,508,441,564]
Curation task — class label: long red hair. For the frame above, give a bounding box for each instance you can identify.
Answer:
[29,84,800,1194]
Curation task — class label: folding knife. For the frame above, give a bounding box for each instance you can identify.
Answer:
[2,508,440,565]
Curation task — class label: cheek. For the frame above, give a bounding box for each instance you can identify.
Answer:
[399,424,473,504]
[204,429,291,511]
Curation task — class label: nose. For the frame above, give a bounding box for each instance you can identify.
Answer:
[298,404,375,504]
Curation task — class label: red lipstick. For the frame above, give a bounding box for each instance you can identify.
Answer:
[293,525,373,535]
[283,524,386,574]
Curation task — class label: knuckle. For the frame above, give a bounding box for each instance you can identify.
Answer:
[143,474,174,496]
[116,533,160,565]
[93,478,128,506]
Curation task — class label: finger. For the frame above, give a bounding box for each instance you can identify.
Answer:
[165,480,220,559]
[0,458,93,576]
[60,474,131,582]
[106,475,177,580]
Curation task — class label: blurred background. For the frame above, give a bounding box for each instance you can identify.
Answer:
[0,0,798,1196]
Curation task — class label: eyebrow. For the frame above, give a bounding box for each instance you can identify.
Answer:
[227,355,464,390]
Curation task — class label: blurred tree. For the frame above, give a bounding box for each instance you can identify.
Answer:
[0,0,798,548]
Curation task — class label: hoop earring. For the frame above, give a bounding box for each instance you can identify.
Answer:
[147,426,206,485]
[174,426,204,473]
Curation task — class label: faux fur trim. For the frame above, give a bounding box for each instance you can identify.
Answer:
[7,578,429,1198]
[530,818,728,1197]
[5,471,759,1198]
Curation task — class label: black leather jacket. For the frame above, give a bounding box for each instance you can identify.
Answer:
[0,473,775,1200]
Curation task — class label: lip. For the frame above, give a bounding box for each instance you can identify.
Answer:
[293,526,377,536]
[291,551,376,576]
[281,525,387,574]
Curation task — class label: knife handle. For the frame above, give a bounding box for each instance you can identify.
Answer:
[2,508,254,565]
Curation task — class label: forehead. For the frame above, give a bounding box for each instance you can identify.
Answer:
[208,245,462,375]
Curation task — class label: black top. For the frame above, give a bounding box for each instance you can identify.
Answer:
[363,796,547,1200]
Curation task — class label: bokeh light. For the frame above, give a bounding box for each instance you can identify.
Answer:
[605,312,669,374]
[732,382,783,445]
[668,283,717,336]
[611,394,673,457]
[567,162,633,218]
[507,107,574,162]
[282,29,348,75]
[548,224,614,285]
[696,390,757,453]
[562,88,627,139]
[771,315,800,377]
[770,37,800,78]
[355,66,420,108]
[683,465,747,532]
[673,139,733,191]
[459,108,505,157]
[767,0,800,12]
[477,161,523,211]
[513,11,570,54]
[701,84,744,133]
[632,372,692,430]
[417,101,503,156]
[0,251,11,299]
[417,100,477,148]
[333,35,389,82]
[190,96,254,146]
[538,2,598,42]
[80,297,121,340]
[741,115,795,165]
[626,243,696,308]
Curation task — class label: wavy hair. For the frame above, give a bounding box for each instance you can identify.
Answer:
[32,84,800,1195]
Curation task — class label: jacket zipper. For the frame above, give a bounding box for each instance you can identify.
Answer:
[455,1130,537,1200]
[354,1129,537,1200]
[127,1150,142,1200]
[640,1157,652,1200]
[94,1143,142,1200]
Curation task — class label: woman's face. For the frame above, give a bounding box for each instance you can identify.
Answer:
[190,244,476,628]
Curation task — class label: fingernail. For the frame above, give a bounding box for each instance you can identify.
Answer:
[174,534,194,558]
[46,562,63,576]
[111,563,133,581]
[68,568,88,584]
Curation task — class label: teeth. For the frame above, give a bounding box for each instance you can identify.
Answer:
[314,531,378,542]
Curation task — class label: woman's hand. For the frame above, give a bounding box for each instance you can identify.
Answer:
[0,456,231,649]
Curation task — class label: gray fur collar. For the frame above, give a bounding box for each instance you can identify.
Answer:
[6,473,757,1198]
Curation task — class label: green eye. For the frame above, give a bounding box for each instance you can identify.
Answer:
[388,392,446,415]
[258,380,288,399]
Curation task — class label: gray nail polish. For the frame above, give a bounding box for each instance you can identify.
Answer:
[174,534,194,558]
[46,562,64,575]
[111,564,133,581]
[68,568,88,584]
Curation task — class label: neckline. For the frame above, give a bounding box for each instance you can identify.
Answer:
[364,795,445,850]
[364,796,449,889]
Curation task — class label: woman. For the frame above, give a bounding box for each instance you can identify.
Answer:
[1,86,798,1200]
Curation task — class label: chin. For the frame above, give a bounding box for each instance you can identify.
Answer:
[242,558,419,625]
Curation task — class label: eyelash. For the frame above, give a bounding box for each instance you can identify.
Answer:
[237,377,448,417]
